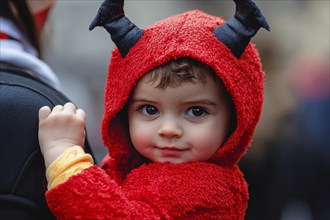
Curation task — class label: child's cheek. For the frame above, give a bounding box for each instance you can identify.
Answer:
[129,121,153,150]
[187,124,224,159]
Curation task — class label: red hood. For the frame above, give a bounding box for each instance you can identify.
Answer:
[101,10,264,175]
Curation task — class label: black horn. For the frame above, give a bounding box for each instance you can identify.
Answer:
[213,0,270,58]
[89,0,144,57]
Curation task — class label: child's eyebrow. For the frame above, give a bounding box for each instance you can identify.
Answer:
[183,99,217,106]
[130,98,157,104]
[131,98,217,106]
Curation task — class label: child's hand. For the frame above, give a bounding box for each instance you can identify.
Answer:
[38,102,86,168]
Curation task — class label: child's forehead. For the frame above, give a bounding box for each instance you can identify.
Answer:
[141,65,225,89]
[135,72,226,95]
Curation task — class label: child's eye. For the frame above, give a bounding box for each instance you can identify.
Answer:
[139,105,159,116]
[186,106,208,118]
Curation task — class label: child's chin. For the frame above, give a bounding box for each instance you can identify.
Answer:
[155,158,187,164]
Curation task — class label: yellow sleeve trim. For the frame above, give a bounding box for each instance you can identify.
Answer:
[46,146,93,189]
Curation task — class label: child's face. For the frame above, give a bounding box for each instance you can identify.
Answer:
[128,74,231,163]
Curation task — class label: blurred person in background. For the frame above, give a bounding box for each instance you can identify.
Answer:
[241,50,329,220]
[0,0,93,219]
[237,1,329,219]
[269,51,330,220]
[0,0,60,89]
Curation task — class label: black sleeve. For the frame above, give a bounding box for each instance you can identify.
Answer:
[0,67,94,219]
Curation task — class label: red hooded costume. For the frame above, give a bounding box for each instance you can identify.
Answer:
[46,0,269,219]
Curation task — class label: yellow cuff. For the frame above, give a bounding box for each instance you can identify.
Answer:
[46,146,93,189]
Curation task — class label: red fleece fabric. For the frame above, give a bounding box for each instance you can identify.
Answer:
[102,10,264,170]
[47,163,248,219]
[46,10,264,219]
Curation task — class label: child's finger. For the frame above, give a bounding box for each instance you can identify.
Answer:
[76,108,86,121]
[39,106,51,121]
[64,102,77,113]
[53,105,64,112]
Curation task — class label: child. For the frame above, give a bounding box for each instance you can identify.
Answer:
[38,0,269,219]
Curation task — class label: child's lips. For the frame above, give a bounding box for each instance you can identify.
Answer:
[156,146,187,157]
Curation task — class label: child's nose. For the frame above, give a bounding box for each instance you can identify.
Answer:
[158,117,183,138]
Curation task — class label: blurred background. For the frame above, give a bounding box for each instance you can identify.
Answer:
[40,1,329,219]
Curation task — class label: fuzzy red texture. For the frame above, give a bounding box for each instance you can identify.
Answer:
[46,10,264,219]
[47,163,248,219]
[102,10,264,170]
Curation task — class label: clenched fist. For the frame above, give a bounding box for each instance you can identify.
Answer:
[38,102,86,168]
